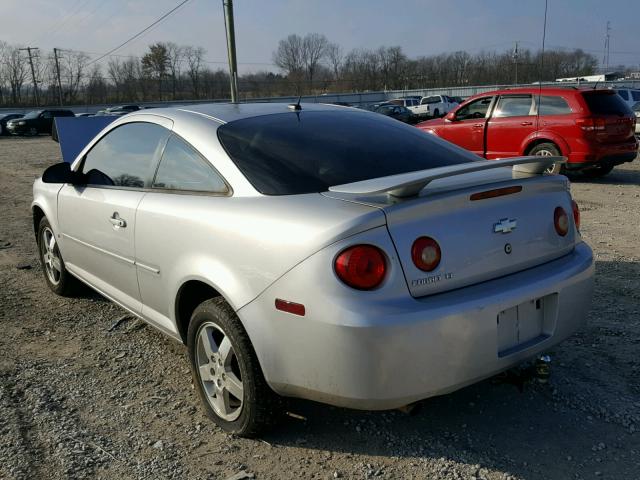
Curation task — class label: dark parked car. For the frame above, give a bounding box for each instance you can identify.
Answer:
[106,105,141,115]
[6,109,75,136]
[375,104,414,123]
[0,113,23,135]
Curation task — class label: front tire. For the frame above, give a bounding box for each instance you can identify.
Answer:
[433,108,440,118]
[187,298,278,437]
[37,217,80,296]
[28,127,38,136]
[528,142,562,174]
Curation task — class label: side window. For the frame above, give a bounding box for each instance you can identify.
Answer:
[631,91,640,101]
[153,135,228,194]
[538,95,572,115]
[617,90,629,101]
[493,95,533,117]
[41,111,52,119]
[81,122,170,188]
[455,97,493,120]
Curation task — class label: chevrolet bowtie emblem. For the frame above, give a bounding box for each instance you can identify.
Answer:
[494,218,517,234]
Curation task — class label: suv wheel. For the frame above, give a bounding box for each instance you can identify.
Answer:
[37,217,80,296]
[433,108,440,117]
[28,127,38,136]
[187,298,279,437]
[528,142,562,174]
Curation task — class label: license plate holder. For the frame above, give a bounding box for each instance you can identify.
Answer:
[497,294,557,357]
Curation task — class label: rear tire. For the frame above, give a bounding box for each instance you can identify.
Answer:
[528,142,562,174]
[187,298,279,437]
[37,217,81,296]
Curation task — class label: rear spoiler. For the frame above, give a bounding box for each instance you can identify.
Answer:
[329,156,566,198]
[54,116,118,163]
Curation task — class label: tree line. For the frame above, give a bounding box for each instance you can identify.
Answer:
[0,34,607,108]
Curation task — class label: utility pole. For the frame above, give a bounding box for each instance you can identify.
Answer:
[20,47,40,106]
[512,41,519,85]
[53,48,64,106]
[222,0,239,102]
[603,21,611,73]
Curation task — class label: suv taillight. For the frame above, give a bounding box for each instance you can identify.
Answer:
[334,245,386,290]
[576,117,606,132]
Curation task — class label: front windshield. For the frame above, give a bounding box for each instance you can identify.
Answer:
[23,111,41,119]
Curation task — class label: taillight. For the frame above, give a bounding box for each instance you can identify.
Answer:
[571,200,580,230]
[554,207,569,236]
[411,236,441,272]
[576,117,606,132]
[334,245,386,290]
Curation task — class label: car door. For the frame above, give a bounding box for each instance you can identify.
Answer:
[39,111,53,133]
[485,94,535,159]
[58,118,172,312]
[135,133,230,333]
[440,96,494,156]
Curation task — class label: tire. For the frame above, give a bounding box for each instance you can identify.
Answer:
[29,127,38,136]
[187,297,279,437]
[433,108,440,118]
[527,142,563,174]
[37,217,80,296]
[582,163,614,178]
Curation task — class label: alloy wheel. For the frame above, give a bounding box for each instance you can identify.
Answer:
[41,227,62,285]
[195,321,244,421]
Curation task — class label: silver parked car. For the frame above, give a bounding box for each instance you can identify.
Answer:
[32,103,594,436]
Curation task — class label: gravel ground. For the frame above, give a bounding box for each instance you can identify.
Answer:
[0,136,639,480]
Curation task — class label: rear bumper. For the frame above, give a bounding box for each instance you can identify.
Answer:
[566,138,638,169]
[240,242,594,410]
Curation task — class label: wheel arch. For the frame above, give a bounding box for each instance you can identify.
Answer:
[32,204,46,237]
[522,133,570,156]
[174,278,227,344]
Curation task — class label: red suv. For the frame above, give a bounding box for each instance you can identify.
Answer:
[417,87,638,177]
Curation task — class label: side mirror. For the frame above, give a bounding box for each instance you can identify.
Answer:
[445,111,456,121]
[42,162,80,184]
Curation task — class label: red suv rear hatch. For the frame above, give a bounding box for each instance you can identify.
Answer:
[580,91,636,143]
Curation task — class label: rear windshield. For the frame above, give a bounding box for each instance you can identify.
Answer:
[217,110,478,195]
[582,92,632,115]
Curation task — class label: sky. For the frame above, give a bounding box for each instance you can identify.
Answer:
[1,0,639,74]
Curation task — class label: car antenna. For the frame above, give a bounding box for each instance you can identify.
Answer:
[288,95,302,111]
[535,0,548,141]
[593,79,600,90]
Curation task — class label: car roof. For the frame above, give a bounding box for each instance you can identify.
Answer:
[468,86,616,98]
[168,102,347,124]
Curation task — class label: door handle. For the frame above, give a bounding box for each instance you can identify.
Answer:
[109,212,127,228]
[473,123,484,128]
[521,121,533,126]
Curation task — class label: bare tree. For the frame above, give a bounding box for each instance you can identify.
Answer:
[301,33,328,86]
[326,42,343,83]
[184,46,205,98]
[5,46,28,104]
[61,51,89,102]
[166,42,184,100]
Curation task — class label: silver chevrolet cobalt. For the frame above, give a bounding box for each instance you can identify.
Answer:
[33,103,594,436]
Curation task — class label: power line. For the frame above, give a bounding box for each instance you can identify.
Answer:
[86,0,192,67]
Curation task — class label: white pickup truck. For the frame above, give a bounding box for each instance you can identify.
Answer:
[409,95,460,118]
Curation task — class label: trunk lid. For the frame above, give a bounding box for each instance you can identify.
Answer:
[325,169,577,297]
[581,91,636,143]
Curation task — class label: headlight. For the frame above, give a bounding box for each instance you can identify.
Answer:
[17,121,26,125]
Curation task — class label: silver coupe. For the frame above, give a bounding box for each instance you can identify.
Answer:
[32,103,594,436]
